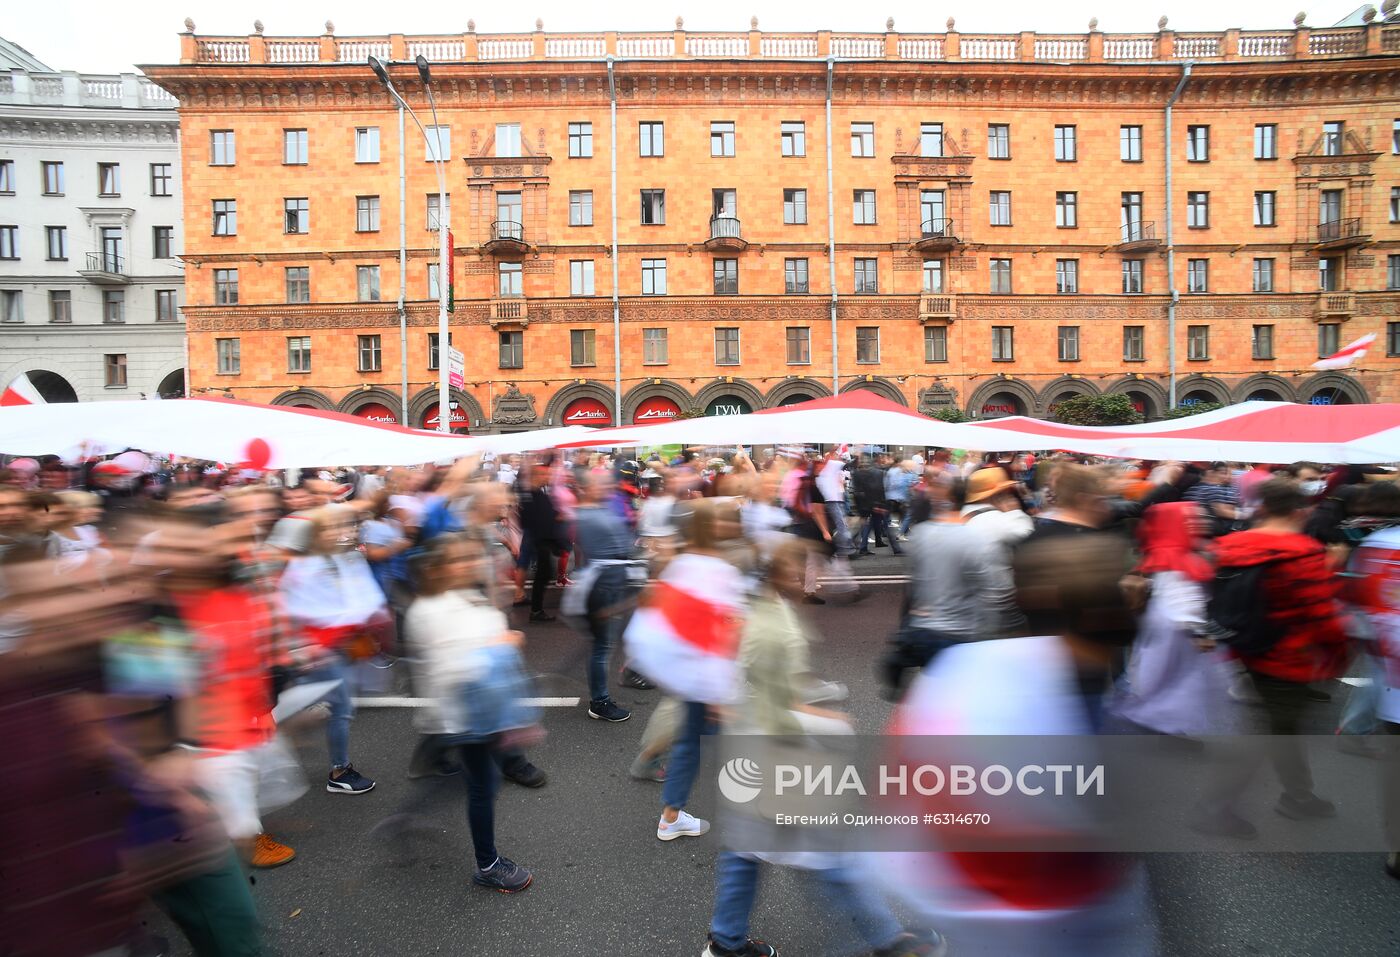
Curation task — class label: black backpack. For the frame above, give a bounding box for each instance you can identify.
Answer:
[1204,561,1278,657]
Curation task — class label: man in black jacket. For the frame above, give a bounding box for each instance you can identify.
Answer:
[853,454,901,556]
[520,462,562,622]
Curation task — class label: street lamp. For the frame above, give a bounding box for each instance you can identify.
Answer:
[369,55,452,432]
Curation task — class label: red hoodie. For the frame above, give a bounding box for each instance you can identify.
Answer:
[1212,528,1348,683]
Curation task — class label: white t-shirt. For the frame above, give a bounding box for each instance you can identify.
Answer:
[816,458,846,503]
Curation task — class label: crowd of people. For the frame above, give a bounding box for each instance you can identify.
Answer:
[2,442,1399,957]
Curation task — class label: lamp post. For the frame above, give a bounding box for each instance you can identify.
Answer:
[369,55,451,432]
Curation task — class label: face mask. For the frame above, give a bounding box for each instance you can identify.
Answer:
[1300,480,1326,497]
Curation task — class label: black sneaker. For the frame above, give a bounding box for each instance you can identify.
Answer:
[1276,792,1337,820]
[472,856,533,893]
[620,668,655,691]
[501,760,547,789]
[703,936,779,957]
[326,765,376,795]
[529,611,556,623]
[587,698,631,722]
[871,929,948,957]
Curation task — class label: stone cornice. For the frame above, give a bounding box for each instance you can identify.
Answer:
[0,116,179,144]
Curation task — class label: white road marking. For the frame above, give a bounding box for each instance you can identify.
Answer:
[354,696,581,708]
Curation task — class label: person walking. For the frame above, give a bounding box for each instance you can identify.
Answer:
[573,470,635,723]
[520,461,562,622]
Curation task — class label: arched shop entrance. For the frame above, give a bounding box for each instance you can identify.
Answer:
[156,368,186,399]
[978,391,1028,419]
[352,402,398,424]
[272,388,335,411]
[1299,372,1368,406]
[703,394,753,417]
[24,370,78,403]
[338,388,404,424]
[422,402,470,432]
[1039,377,1099,417]
[776,392,819,407]
[1173,376,1231,410]
[764,378,832,409]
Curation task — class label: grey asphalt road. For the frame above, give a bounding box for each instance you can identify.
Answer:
[151,568,1400,956]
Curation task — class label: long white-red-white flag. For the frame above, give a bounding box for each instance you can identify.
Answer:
[1313,333,1376,370]
[1,373,45,407]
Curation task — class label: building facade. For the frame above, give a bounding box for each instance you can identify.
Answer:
[148,18,1400,431]
[0,42,186,403]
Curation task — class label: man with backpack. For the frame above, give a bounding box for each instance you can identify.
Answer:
[1198,478,1350,835]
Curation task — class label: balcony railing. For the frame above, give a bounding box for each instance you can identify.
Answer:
[488,298,529,326]
[1314,217,1364,245]
[919,295,955,320]
[1119,221,1159,246]
[490,220,524,243]
[710,216,741,240]
[921,218,955,240]
[78,251,130,284]
[1316,292,1356,317]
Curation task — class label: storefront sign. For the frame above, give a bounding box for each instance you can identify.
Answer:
[563,397,612,426]
[634,397,682,423]
[704,395,753,417]
[353,402,397,424]
[423,402,469,432]
[980,394,1023,418]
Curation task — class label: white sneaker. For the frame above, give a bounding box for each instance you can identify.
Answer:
[657,810,710,841]
[801,679,849,705]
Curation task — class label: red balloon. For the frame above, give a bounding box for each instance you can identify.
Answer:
[243,437,272,471]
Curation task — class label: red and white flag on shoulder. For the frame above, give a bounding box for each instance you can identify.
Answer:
[1,373,45,406]
[1313,333,1376,371]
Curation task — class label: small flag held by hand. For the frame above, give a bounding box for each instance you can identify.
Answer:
[1312,333,1375,371]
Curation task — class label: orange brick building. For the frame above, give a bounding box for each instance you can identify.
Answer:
[146,17,1400,432]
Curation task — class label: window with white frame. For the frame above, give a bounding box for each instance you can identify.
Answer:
[357,265,381,302]
[991,326,1014,360]
[425,125,450,162]
[1187,259,1208,293]
[285,266,310,303]
[1187,325,1210,360]
[854,258,879,294]
[639,121,664,157]
[214,268,238,304]
[853,190,877,225]
[641,258,666,295]
[851,122,875,157]
[355,127,380,163]
[570,329,596,366]
[781,121,805,157]
[642,327,668,364]
[570,260,595,296]
[711,121,735,157]
[987,123,1010,159]
[569,190,593,226]
[989,258,1012,294]
[785,258,809,294]
[1054,125,1077,161]
[284,197,309,234]
[495,123,521,157]
[1254,191,1276,226]
[358,335,382,372]
[783,188,807,224]
[924,325,948,362]
[1253,258,1275,293]
[568,122,593,158]
[283,129,308,165]
[287,336,312,372]
[1055,259,1078,294]
[210,130,235,165]
[989,191,1012,226]
[1055,191,1077,228]
[1057,326,1080,361]
[356,196,380,232]
[714,327,740,365]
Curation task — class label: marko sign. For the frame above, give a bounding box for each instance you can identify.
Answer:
[634,397,682,423]
[353,402,397,424]
[563,397,613,426]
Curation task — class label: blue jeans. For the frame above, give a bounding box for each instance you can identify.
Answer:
[824,501,854,557]
[708,852,903,952]
[587,579,625,703]
[458,742,500,871]
[661,700,709,811]
[300,652,354,769]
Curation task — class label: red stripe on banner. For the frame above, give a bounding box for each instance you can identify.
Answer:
[651,581,740,657]
[973,403,1400,444]
[189,396,466,438]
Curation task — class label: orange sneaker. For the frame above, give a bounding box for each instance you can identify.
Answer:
[251,832,296,869]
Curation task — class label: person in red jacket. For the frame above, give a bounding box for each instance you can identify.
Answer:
[1201,478,1350,833]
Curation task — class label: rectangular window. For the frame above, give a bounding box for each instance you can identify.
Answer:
[41,161,65,195]
[426,193,450,230]
[1120,125,1142,162]
[1319,323,1341,358]
[1054,125,1077,161]
[1390,322,1400,357]
[711,121,735,157]
[641,258,667,295]
[1187,125,1209,162]
[1,290,22,323]
[639,121,664,157]
[1255,124,1277,160]
[714,327,740,365]
[1123,325,1145,362]
[45,226,66,260]
[155,289,177,322]
[1122,259,1144,294]
[781,121,806,157]
[427,332,453,370]
[104,353,127,387]
[217,338,241,374]
[1254,191,1276,226]
[570,260,595,296]
[922,260,945,293]
[991,326,1014,361]
[920,123,944,158]
[287,336,312,373]
[640,189,666,225]
[495,191,522,229]
[1319,257,1339,292]
[210,130,235,165]
[989,258,1013,294]
[856,327,880,364]
[355,127,380,163]
[854,258,879,294]
[570,329,596,366]
[568,122,593,158]
[212,199,236,236]
[783,188,807,224]
[1391,187,1400,224]
[48,290,70,324]
[498,331,523,369]
[357,335,382,372]
[0,159,12,194]
[213,268,238,305]
[1390,254,1400,290]
[1187,259,1208,293]
[987,123,1010,159]
[1057,325,1080,361]
[1055,259,1079,294]
[1187,325,1210,360]
[1252,324,1275,360]
[713,258,739,296]
[356,196,380,232]
[851,122,875,157]
[495,123,521,157]
[283,129,308,165]
[1394,119,1400,155]
[152,226,173,259]
[989,190,1012,226]
[150,163,173,196]
[569,190,594,226]
[427,263,440,299]
[284,197,309,234]
[784,258,809,294]
[1253,258,1275,293]
[498,261,522,297]
[643,328,668,365]
[786,326,811,365]
[425,125,450,162]
[285,266,310,303]
[357,265,381,302]
[853,190,877,225]
[1055,191,1077,228]
[97,162,120,196]
[924,325,948,363]
[712,188,737,220]
[1187,192,1210,228]
[1323,121,1344,157]
[0,226,16,260]
[102,290,124,324]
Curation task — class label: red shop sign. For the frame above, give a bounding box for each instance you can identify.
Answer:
[981,403,1017,416]
[633,397,681,423]
[563,397,612,426]
[423,402,470,432]
[354,402,398,424]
